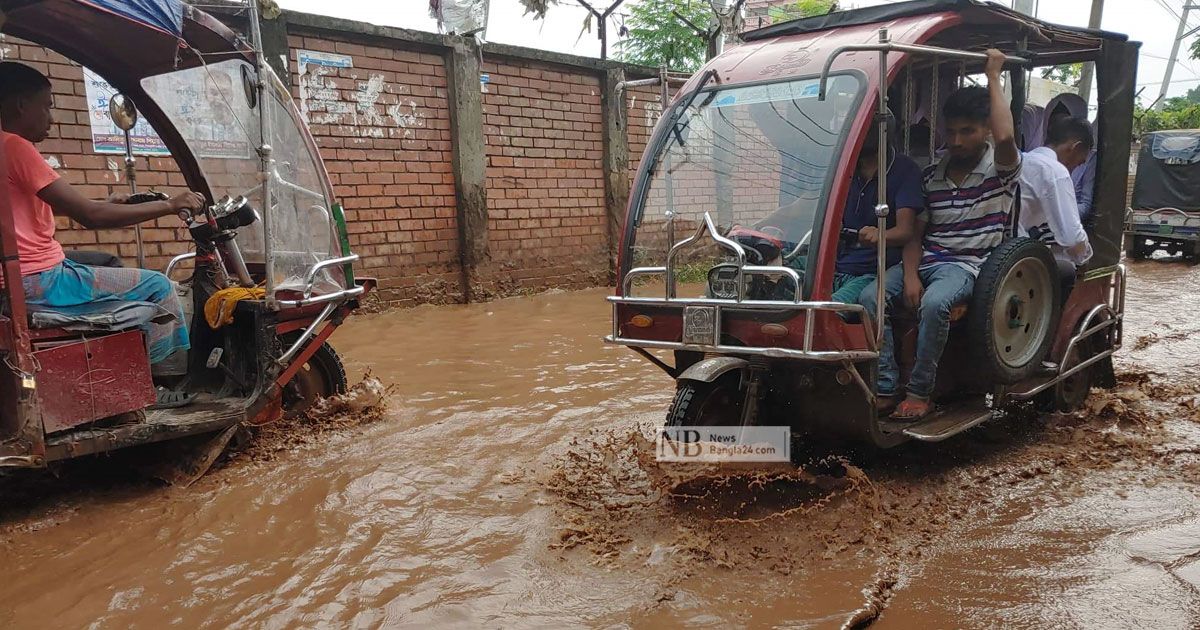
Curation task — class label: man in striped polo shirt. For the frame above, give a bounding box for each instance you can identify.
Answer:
[860,50,1021,421]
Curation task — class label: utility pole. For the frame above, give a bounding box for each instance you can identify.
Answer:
[575,0,628,60]
[1158,3,1200,110]
[1012,0,1035,15]
[1077,0,1104,102]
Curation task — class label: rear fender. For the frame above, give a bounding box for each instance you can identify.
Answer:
[677,356,749,383]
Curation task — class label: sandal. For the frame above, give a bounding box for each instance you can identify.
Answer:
[875,394,898,414]
[890,397,932,422]
[151,387,195,410]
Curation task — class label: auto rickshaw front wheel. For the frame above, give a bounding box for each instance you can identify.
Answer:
[967,237,1061,385]
[666,372,746,427]
[282,340,348,419]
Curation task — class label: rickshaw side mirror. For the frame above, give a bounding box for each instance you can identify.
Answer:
[107,94,138,131]
[241,64,258,109]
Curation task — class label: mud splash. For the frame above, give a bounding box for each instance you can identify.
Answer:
[1,259,1200,627]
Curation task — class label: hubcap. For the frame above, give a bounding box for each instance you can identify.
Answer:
[283,362,328,419]
[991,257,1054,369]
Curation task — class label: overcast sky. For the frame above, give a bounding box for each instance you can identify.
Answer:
[279,0,1200,104]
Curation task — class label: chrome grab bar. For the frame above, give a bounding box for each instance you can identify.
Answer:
[623,264,803,304]
[664,212,746,299]
[1146,207,1190,220]
[277,301,337,365]
[164,252,197,278]
[276,285,365,308]
[300,254,359,298]
[818,37,1029,100]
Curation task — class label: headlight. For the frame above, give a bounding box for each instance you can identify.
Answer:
[707,265,739,299]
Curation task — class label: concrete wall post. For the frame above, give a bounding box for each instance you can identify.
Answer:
[445,35,489,302]
[601,68,629,283]
[259,13,292,87]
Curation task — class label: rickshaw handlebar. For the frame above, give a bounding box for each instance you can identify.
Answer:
[818,40,1030,100]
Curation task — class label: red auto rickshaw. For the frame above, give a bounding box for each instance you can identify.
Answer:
[0,0,372,471]
[608,0,1134,448]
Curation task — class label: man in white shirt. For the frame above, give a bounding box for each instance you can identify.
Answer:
[1018,116,1093,270]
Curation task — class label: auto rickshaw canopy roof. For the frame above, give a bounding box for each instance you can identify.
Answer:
[0,0,252,82]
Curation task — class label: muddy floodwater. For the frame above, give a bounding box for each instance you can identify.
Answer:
[4,258,1200,629]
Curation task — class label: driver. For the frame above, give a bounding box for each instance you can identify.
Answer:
[0,62,204,379]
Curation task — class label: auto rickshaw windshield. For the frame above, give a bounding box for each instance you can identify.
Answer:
[628,73,862,296]
[140,59,345,295]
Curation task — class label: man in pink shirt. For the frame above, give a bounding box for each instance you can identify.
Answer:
[1,62,204,404]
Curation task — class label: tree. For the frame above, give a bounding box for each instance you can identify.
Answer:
[1134,99,1200,136]
[617,0,712,72]
[766,0,837,24]
[1040,63,1082,88]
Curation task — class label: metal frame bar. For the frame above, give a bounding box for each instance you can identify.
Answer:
[606,335,877,362]
[1007,266,1126,401]
[299,254,359,298]
[818,40,1029,100]
[276,285,365,308]
[164,252,197,278]
[277,301,337,365]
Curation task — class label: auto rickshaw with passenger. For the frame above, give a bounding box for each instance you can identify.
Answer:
[1125,129,1200,260]
[0,0,371,472]
[607,0,1135,448]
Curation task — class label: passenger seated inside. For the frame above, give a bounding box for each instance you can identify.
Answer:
[832,130,924,303]
[860,50,1022,422]
[738,131,923,304]
[0,62,203,392]
[1018,116,1094,283]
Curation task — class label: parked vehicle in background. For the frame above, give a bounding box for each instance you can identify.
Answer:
[1125,129,1200,260]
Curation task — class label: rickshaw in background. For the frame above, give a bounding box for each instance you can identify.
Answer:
[607,0,1134,449]
[1125,129,1200,260]
[0,0,372,472]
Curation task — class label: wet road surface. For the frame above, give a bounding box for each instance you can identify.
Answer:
[3,258,1200,628]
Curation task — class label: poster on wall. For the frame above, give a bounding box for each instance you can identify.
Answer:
[83,68,170,156]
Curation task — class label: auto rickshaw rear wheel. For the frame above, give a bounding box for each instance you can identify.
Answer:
[1053,342,1093,412]
[967,238,1060,385]
[666,372,746,427]
[282,340,348,419]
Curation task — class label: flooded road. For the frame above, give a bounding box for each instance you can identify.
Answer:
[3,258,1200,628]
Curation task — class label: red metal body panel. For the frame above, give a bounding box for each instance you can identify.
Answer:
[616,303,870,352]
[34,331,155,433]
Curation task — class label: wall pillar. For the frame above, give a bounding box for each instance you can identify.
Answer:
[260,13,292,87]
[601,68,630,284]
[445,35,489,302]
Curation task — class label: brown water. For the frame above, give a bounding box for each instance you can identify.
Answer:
[3,259,1200,628]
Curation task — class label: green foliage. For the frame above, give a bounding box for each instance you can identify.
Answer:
[1039,63,1082,88]
[1134,101,1200,136]
[766,0,838,23]
[617,0,711,72]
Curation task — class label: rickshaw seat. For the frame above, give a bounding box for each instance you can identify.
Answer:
[25,301,170,333]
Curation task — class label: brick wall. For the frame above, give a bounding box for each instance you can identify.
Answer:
[480,56,608,295]
[0,16,664,308]
[287,29,461,306]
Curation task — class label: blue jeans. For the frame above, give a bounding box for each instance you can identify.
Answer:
[859,263,975,399]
